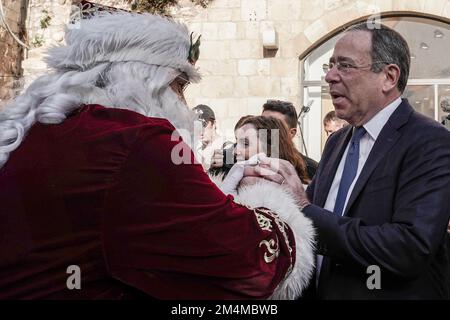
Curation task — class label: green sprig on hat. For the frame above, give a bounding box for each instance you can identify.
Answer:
[188,32,201,64]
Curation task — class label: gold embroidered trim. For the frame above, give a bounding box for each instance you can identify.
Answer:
[255,210,273,232]
[259,239,280,263]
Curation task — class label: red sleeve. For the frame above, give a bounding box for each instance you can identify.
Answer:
[101,119,295,299]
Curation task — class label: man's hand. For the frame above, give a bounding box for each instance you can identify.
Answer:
[220,154,260,195]
[447,220,450,235]
[243,154,310,210]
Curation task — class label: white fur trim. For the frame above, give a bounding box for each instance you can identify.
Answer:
[207,172,226,189]
[45,12,201,82]
[234,182,316,300]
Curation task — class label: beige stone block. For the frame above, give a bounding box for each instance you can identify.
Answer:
[202,23,219,40]
[238,59,257,76]
[188,22,202,35]
[247,97,269,115]
[200,41,230,59]
[392,0,425,12]
[234,76,249,96]
[271,58,298,77]
[423,0,446,15]
[248,76,280,96]
[321,9,354,35]
[442,1,450,17]
[217,22,238,40]
[237,21,259,40]
[231,8,242,21]
[268,1,291,21]
[280,40,301,59]
[208,8,233,21]
[227,98,248,117]
[230,40,262,59]
[201,76,234,98]
[221,117,238,133]
[197,59,237,76]
[370,0,393,12]
[281,77,299,97]
[268,0,302,20]
[21,58,47,70]
[209,99,229,118]
[301,0,325,20]
[257,59,271,76]
[190,10,208,23]
[185,82,203,101]
[209,0,229,8]
[292,32,312,60]
[241,0,267,21]
[228,0,241,8]
[304,19,328,44]
[291,21,308,35]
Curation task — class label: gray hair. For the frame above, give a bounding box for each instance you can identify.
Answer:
[346,23,410,93]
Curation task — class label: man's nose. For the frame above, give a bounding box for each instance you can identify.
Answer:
[325,66,340,84]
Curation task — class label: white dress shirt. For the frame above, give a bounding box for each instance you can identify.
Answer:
[316,96,402,287]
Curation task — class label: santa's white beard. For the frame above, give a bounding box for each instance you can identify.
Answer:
[84,77,198,150]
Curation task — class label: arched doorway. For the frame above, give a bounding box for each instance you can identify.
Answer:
[299,14,450,161]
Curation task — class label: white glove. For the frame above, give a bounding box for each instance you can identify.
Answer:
[220,153,262,196]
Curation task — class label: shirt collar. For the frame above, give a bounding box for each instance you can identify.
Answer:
[363,96,402,141]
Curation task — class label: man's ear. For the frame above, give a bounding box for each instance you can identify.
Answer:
[290,128,297,139]
[383,64,401,93]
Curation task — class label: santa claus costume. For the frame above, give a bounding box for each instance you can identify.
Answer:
[0,11,315,299]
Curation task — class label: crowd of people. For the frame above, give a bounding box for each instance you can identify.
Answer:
[0,11,449,300]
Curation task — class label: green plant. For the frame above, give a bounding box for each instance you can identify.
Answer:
[40,10,52,29]
[129,0,214,16]
[31,35,45,48]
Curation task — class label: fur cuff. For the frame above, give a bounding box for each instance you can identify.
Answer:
[234,182,316,300]
[207,172,226,189]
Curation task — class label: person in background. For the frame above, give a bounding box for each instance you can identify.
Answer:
[233,116,311,185]
[192,104,223,170]
[323,110,348,136]
[261,100,318,180]
[210,115,311,185]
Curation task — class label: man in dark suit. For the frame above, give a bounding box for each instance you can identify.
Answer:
[295,23,450,299]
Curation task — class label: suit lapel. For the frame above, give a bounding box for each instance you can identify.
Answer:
[343,100,413,216]
[315,126,353,207]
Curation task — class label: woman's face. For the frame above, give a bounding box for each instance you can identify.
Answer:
[234,124,262,161]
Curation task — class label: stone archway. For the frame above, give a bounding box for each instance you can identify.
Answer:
[292,1,450,62]
[296,4,449,160]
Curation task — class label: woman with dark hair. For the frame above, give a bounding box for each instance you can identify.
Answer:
[234,115,311,185]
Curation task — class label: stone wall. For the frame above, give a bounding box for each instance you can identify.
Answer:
[176,0,450,152]
[12,0,449,149]
[0,0,27,101]
[21,0,73,88]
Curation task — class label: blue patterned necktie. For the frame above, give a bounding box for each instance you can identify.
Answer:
[333,126,367,216]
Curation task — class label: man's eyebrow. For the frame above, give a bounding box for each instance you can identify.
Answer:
[330,56,355,62]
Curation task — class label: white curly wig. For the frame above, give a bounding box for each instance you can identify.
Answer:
[0,12,201,169]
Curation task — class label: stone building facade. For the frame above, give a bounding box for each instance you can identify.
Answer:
[1,0,449,158]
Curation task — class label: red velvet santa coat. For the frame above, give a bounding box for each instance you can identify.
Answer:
[0,105,315,299]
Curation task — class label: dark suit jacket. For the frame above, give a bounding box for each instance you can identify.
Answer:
[304,99,450,299]
[300,153,319,181]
